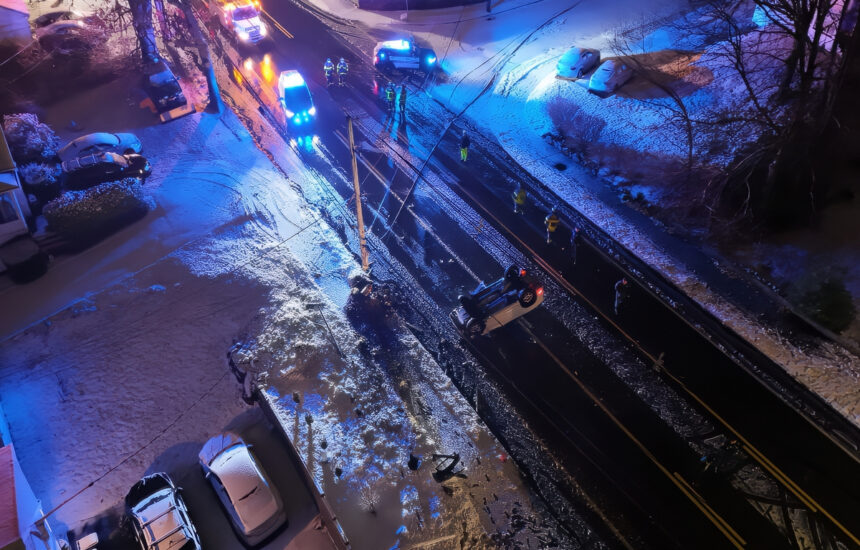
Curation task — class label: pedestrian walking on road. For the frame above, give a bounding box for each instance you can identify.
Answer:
[570,227,582,265]
[398,85,407,119]
[459,130,471,162]
[614,278,630,316]
[512,186,526,214]
[544,207,560,244]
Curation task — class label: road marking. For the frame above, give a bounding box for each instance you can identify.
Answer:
[261,9,293,39]
[520,323,747,549]
[442,172,860,547]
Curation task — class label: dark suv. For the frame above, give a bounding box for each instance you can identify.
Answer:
[143,60,188,113]
[61,151,151,188]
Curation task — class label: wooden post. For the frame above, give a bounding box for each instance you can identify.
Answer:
[347,116,370,271]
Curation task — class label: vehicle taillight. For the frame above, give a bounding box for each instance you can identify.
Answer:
[520,268,526,276]
[536,287,544,295]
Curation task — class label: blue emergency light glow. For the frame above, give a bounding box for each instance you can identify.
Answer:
[426,56,436,64]
[279,71,306,89]
[381,39,411,51]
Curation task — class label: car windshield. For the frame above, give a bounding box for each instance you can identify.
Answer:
[150,71,181,94]
[283,85,312,112]
[232,6,257,20]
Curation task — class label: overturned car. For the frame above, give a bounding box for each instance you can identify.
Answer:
[451,265,544,338]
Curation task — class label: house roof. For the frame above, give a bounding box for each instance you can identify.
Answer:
[0,445,20,550]
[0,0,28,15]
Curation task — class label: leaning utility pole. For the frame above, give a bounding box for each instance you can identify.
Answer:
[347,116,370,271]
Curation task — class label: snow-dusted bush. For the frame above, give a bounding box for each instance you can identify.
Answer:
[2,113,59,163]
[19,163,62,203]
[790,270,857,334]
[43,178,149,244]
[546,96,606,154]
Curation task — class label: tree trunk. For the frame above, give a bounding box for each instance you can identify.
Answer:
[128,0,158,62]
[177,0,222,113]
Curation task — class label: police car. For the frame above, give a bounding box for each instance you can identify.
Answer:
[373,37,437,73]
[451,265,545,337]
[278,70,316,128]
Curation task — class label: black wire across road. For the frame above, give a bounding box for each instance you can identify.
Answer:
[202,0,860,546]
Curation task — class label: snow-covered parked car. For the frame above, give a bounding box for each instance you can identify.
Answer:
[125,473,202,550]
[199,433,287,547]
[373,37,437,73]
[35,19,100,52]
[61,151,151,188]
[58,132,141,162]
[556,47,600,80]
[451,265,545,337]
[588,59,634,95]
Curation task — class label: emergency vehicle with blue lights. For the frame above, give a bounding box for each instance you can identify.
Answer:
[373,37,437,73]
[278,70,316,129]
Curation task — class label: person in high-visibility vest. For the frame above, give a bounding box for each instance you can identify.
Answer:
[324,58,335,86]
[398,84,407,119]
[512,186,526,214]
[385,82,396,112]
[545,207,560,244]
[336,58,349,86]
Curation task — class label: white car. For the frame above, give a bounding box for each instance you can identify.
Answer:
[451,265,545,337]
[199,433,286,547]
[556,47,600,80]
[588,59,634,95]
[58,132,142,162]
[125,473,202,550]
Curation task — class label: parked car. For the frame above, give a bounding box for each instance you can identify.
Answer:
[451,265,545,337]
[58,132,142,162]
[35,20,99,52]
[142,60,188,113]
[588,59,634,95]
[556,47,600,80]
[61,152,151,188]
[125,473,202,550]
[33,10,90,28]
[278,70,316,129]
[199,433,287,547]
[373,37,437,73]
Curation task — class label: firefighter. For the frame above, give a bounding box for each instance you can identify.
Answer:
[614,278,630,316]
[512,186,526,214]
[324,58,335,86]
[385,82,396,112]
[398,84,407,119]
[336,57,348,86]
[459,130,471,162]
[544,207,560,244]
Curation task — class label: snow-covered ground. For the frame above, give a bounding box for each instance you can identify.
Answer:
[298,0,860,428]
[0,41,578,550]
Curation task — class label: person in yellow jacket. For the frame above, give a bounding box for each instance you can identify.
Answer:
[545,207,560,244]
[512,186,526,214]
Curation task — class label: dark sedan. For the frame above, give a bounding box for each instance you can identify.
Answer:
[61,152,151,189]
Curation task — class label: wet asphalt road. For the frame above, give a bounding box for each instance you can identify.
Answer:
[211,2,860,548]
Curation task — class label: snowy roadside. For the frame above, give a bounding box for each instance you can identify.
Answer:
[0,35,582,550]
[297,0,860,430]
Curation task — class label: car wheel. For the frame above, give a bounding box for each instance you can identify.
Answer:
[466,317,485,338]
[518,287,537,307]
[504,265,520,282]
